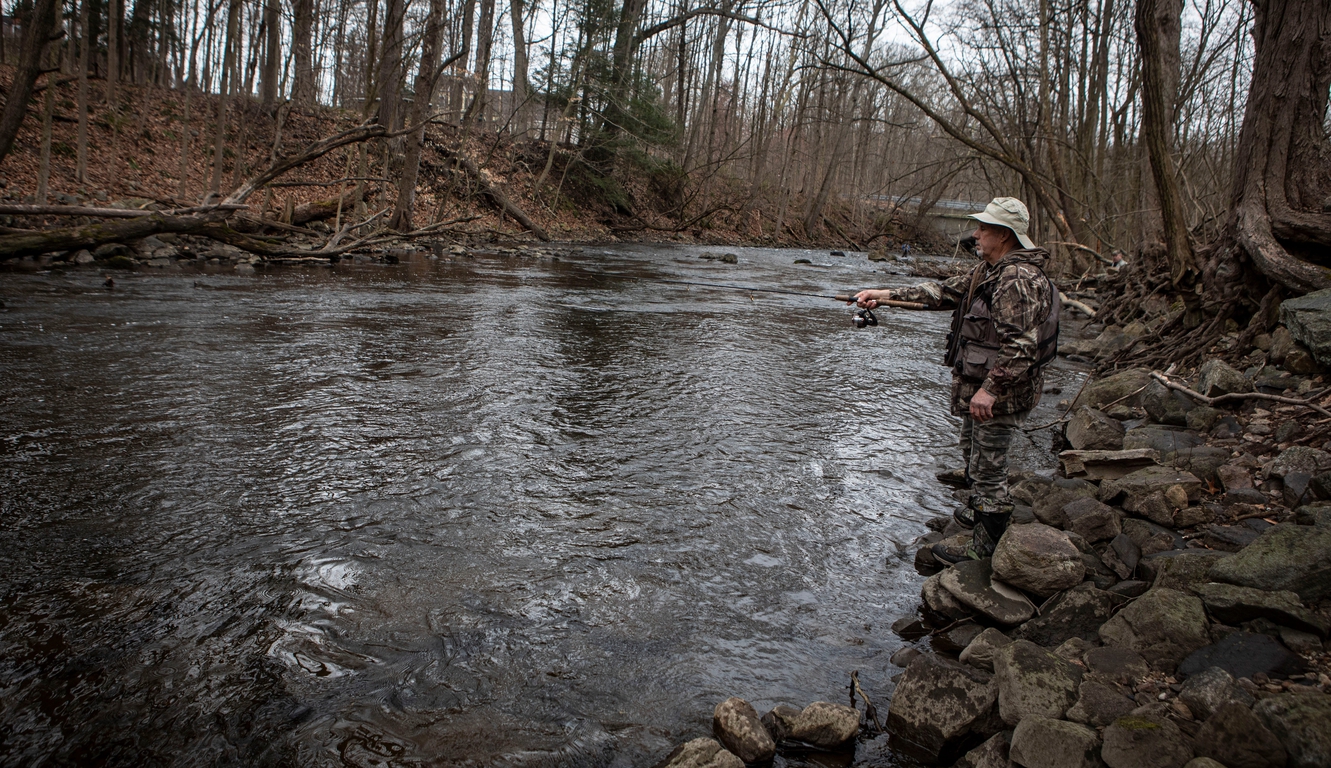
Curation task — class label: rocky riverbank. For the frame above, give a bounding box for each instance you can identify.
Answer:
[650,288,1331,768]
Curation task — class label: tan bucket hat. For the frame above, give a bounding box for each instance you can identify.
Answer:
[968,197,1036,250]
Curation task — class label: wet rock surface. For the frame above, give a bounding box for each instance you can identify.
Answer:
[712,697,775,764]
[991,523,1085,597]
[992,639,1082,725]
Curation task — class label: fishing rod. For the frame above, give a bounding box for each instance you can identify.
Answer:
[583,271,929,328]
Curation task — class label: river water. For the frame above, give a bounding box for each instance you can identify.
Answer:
[0,245,1076,767]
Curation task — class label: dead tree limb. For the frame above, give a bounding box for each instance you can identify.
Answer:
[0,203,247,218]
[437,146,550,241]
[0,213,230,259]
[1150,371,1331,417]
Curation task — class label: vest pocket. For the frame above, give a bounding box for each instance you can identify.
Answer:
[958,342,999,381]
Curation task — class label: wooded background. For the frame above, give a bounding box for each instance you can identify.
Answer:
[0,0,1327,310]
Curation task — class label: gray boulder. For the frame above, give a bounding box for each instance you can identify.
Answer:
[1193,702,1287,768]
[1197,359,1253,397]
[760,704,801,742]
[1142,379,1195,426]
[886,654,999,764]
[712,697,775,764]
[1279,287,1331,366]
[1067,407,1126,450]
[1101,713,1195,768]
[1100,465,1201,509]
[992,639,1082,725]
[1075,368,1153,410]
[1268,445,1331,479]
[1063,497,1123,543]
[1207,524,1331,601]
[1100,534,1141,580]
[1151,551,1233,591]
[1178,666,1256,721]
[940,558,1037,626]
[923,570,975,620]
[1012,583,1121,647]
[1031,478,1099,528]
[955,732,1012,768]
[1121,426,1206,459]
[1253,691,1331,768]
[960,627,1014,672]
[1179,631,1309,680]
[787,701,859,748]
[1193,582,1329,636]
[1066,680,1137,727]
[1084,647,1150,686]
[991,523,1086,598]
[653,738,745,768]
[1122,518,1184,556]
[1010,716,1105,768]
[1098,587,1210,670]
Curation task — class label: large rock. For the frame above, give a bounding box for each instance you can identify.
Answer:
[1192,582,1329,636]
[1122,518,1184,556]
[1142,379,1196,426]
[886,654,999,764]
[940,558,1037,625]
[1175,446,1231,485]
[1179,666,1256,720]
[1197,359,1253,397]
[1178,631,1309,679]
[1121,426,1206,460]
[1031,478,1100,528]
[992,639,1082,725]
[1253,691,1331,768]
[1207,524,1331,601]
[955,732,1011,768]
[1100,533,1141,580]
[1009,716,1105,768]
[1084,647,1150,686]
[1279,288,1331,367]
[760,704,801,742]
[1063,497,1123,543]
[787,701,859,748]
[960,627,1014,672]
[1067,407,1126,450]
[992,524,1086,598]
[1076,368,1152,410]
[1193,702,1287,768]
[1012,583,1122,647]
[1100,465,1202,509]
[1269,445,1331,479]
[653,738,745,768]
[1066,680,1137,727]
[923,570,975,620]
[1101,713,1195,768]
[712,697,775,764]
[1098,587,1210,670]
[1150,551,1232,591]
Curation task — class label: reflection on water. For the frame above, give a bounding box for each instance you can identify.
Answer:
[0,245,1077,766]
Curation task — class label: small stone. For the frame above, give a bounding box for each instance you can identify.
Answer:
[1053,636,1098,664]
[760,704,801,742]
[1179,666,1257,721]
[1109,580,1150,598]
[1208,524,1331,601]
[959,627,1013,672]
[891,647,922,668]
[1085,647,1150,686]
[1067,406,1126,451]
[1187,407,1223,432]
[922,570,974,621]
[1067,679,1138,727]
[72,249,94,265]
[1198,358,1254,397]
[1063,497,1123,542]
[1218,463,1255,491]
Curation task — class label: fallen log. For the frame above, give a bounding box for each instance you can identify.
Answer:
[438,146,550,241]
[0,212,228,259]
[292,188,367,225]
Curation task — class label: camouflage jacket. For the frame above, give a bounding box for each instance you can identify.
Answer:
[890,248,1056,417]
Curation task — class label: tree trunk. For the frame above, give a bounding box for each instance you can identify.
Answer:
[0,0,60,167]
[509,0,529,135]
[260,0,281,105]
[291,0,316,106]
[1135,0,1195,284]
[1211,0,1331,296]
[210,0,242,197]
[464,0,495,123]
[376,0,406,130]
[76,0,91,183]
[387,0,445,231]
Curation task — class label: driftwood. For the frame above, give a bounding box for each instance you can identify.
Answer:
[292,188,367,225]
[1150,371,1331,418]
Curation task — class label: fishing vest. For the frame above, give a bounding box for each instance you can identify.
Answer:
[944,264,1060,383]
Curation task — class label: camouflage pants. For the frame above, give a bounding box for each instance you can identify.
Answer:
[959,410,1029,504]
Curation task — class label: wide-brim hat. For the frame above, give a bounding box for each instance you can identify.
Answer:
[968,197,1036,250]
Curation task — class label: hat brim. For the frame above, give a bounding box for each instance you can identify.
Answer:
[967,212,1036,250]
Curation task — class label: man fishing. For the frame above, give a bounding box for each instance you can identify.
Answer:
[854,197,1060,563]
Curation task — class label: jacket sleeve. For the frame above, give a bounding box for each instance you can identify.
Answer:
[981,266,1052,397]
[890,274,971,309]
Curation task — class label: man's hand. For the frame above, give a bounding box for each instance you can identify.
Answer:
[854,289,888,308]
[969,388,996,422]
